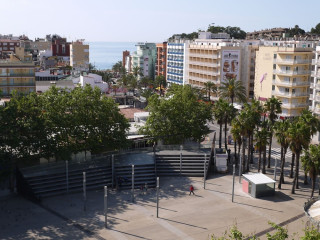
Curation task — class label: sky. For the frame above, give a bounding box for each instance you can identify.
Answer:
[2,0,320,42]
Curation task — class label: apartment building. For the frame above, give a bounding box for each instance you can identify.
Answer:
[131,42,156,79]
[0,48,35,96]
[310,46,320,115]
[166,40,189,85]
[0,39,20,58]
[187,37,244,100]
[155,42,167,77]
[70,40,89,71]
[255,42,314,118]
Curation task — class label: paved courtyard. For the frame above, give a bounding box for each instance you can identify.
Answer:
[0,165,315,240]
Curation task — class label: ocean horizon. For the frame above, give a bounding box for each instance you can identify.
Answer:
[89,42,137,70]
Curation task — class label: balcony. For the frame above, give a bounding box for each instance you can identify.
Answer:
[189,60,220,68]
[167,71,183,77]
[310,83,320,90]
[272,90,309,97]
[190,69,220,76]
[188,53,219,59]
[273,69,311,76]
[311,71,320,78]
[274,59,311,65]
[312,59,320,65]
[189,76,218,83]
[272,79,310,87]
[282,102,308,108]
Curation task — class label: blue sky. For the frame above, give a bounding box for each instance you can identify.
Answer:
[3,0,320,42]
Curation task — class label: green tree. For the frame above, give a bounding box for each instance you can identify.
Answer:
[288,25,305,37]
[225,26,246,39]
[231,117,243,166]
[287,120,310,194]
[132,66,143,78]
[155,75,167,96]
[140,85,213,144]
[219,78,247,105]
[264,97,282,168]
[301,225,320,239]
[301,145,320,198]
[213,99,228,149]
[311,23,320,35]
[266,222,288,240]
[274,120,290,189]
[204,81,217,102]
[112,61,126,75]
[254,123,269,173]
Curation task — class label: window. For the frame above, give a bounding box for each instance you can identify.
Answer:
[273,64,276,69]
[292,89,296,94]
[285,88,289,93]
[273,75,275,80]
[273,54,277,59]
[272,85,275,91]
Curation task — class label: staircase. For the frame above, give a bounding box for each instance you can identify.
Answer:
[115,164,156,190]
[25,165,112,199]
[156,154,208,177]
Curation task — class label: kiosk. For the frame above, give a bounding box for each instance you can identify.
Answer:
[242,173,275,198]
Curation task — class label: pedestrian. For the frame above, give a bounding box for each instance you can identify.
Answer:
[144,182,148,194]
[189,185,195,195]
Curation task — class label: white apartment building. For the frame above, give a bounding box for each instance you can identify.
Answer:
[166,40,190,85]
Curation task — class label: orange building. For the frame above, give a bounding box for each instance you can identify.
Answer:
[155,42,167,77]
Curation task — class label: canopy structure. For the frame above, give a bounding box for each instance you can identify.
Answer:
[242,173,276,198]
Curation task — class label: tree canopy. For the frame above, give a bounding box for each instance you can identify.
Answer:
[139,85,213,144]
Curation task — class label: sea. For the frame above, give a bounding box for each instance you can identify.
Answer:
[89,42,137,70]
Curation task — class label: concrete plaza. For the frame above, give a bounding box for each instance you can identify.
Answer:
[0,165,314,240]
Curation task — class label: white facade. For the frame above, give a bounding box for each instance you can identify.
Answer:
[79,73,109,93]
[166,41,189,85]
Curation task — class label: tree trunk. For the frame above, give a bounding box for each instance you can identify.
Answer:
[281,148,287,184]
[311,170,316,198]
[291,152,300,194]
[237,142,241,167]
[262,146,267,174]
[290,153,295,178]
[258,147,262,173]
[246,134,251,172]
[296,157,300,189]
[278,146,284,189]
[304,171,309,185]
[267,132,273,168]
[242,136,246,174]
[219,122,222,149]
[250,134,254,164]
[224,118,228,150]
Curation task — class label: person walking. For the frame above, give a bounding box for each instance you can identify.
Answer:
[189,185,195,195]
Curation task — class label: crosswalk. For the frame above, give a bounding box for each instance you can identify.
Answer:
[270,147,293,159]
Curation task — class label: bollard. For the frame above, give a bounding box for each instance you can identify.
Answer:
[66,160,69,193]
[131,165,135,203]
[232,164,235,202]
[83,172,86,211]
[104,186,108,228]
[112,155,114,189]
[239,155,242,184]
[204,154,207,189]
[156,177,159,218]
[274,157,278,181]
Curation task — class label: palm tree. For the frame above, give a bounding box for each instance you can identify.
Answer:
[219,78,247,105]
[299,109,320,185]
[301,145,320,198]
[254,124,269,173]
[204,81,217,102]
[274,120,290,189]
[213,99,228,149]
[132,66,143,78]
[264,97,282,168]
[223,103,237,151]
[231,118,242,166]
[287,120,310,194]
[155,75,167,96]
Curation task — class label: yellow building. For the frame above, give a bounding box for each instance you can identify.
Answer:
[70,40,89,71]
[255,45,313,117]
[0,48,35,96]
[187,39,242,101]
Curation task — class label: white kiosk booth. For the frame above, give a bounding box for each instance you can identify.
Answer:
[242,173,276,198]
